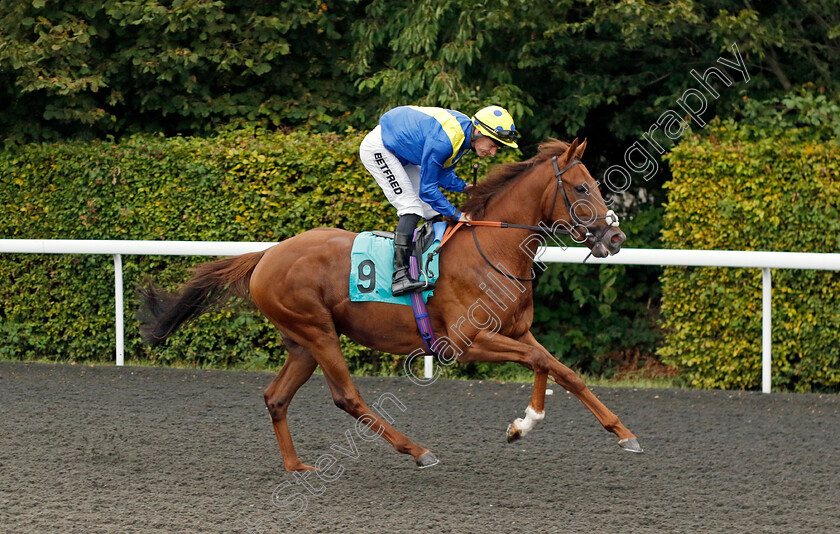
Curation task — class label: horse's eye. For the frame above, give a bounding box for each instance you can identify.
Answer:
[574,185,588,194]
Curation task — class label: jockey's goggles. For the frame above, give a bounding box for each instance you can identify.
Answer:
[473,117,520,146]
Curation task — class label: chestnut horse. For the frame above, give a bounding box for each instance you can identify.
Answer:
[139,138,642,471]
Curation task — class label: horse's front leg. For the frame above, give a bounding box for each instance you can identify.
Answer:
[506,370,547,443]
[457,331,550,443]
[517,331,642,452]
[459,331,643,453]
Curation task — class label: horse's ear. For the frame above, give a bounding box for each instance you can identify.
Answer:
[576,138,587,160]
[564,138,580,164]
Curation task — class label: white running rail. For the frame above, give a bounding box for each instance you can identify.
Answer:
[539,247,840,393]
[0,240,274,369]
[1,240,838,393]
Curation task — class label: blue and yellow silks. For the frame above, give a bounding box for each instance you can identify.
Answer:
[379,106,472,219]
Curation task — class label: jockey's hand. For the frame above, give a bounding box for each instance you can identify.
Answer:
[458,212,472,223]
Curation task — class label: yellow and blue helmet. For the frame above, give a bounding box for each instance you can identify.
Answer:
[472,105,519,148]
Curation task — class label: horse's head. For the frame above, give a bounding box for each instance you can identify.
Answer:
[541,138,625,258]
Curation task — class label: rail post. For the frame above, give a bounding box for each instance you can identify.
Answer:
[114,254,124,366]
[761,267,771,393]
[424,355,433,379]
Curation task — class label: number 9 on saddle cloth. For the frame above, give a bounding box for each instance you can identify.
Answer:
[349,221,447,305]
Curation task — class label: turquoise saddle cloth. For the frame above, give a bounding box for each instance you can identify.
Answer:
[349,222,447,306]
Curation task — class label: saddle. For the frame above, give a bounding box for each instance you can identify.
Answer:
[369,220,441,259]
[348,221,447,306]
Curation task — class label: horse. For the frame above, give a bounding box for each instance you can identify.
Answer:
[138,138,643,471]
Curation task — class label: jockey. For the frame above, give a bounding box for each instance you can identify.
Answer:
[360,105,519,296]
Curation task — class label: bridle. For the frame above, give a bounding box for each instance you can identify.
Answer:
[433,156,621,283]
[548,157,620,246]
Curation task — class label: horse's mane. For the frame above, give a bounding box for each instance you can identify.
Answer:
[460,139,572,219]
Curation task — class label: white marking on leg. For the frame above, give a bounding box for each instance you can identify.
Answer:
[512,406,545,437]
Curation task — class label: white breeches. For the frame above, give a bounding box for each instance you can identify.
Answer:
[360,125,439,219]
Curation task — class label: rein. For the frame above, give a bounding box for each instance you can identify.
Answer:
[433,156,621,282]
[471,226,537,282]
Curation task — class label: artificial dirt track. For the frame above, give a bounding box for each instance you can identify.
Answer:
[1,361,838,533]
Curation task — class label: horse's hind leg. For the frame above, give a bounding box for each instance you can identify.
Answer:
[263,340,319,472]
[308,334,439,469]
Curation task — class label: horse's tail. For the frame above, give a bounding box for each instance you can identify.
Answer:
[137,250,267,345]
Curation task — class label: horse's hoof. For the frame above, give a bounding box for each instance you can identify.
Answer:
[506,423,522,443]
[416,451,439,469]
[618,438,644,453]
[286,462,317,472]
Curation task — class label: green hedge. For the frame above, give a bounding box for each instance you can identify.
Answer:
[660,121,840,391]
[0,128,516,372]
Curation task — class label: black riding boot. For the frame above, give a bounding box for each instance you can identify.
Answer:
[391,232,431,297]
